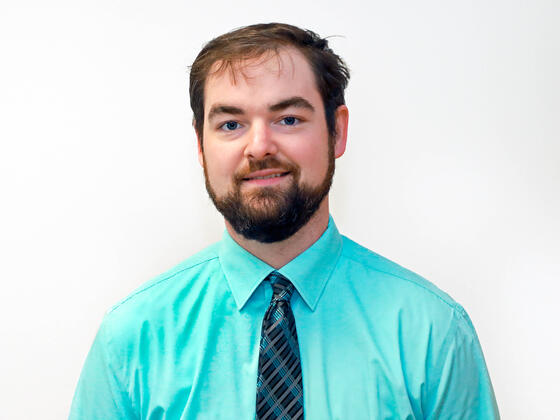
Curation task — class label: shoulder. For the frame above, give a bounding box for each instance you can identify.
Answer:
[336,235,483,356]
[102,242,222,330]
[338,235,469,324]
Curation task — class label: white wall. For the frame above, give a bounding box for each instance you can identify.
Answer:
[1,1,558,418]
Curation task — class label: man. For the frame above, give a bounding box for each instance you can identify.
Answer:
[70,23,499,419]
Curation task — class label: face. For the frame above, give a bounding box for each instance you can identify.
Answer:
[198,47,347,242]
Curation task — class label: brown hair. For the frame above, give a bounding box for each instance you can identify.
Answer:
[189,23,350,149]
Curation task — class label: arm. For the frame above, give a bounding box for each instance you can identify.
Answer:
[425,305,500,420]
[69,318,137,420]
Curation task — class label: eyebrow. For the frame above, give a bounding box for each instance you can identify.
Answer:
[269,96,315,113]
[207,96,315,122]
[207,105,244,122]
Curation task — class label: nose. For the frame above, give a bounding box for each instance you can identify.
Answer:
[244,120,278,160]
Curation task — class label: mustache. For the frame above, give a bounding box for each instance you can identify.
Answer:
[234,157,299,182]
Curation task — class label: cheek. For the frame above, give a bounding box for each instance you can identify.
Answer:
[289,138,330,182]
[204,145,242,185]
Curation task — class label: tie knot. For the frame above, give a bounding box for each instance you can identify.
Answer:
[267,272,294,302]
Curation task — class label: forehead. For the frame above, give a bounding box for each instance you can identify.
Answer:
[203,48,320,112]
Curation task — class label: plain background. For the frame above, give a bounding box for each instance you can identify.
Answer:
[1,1,558,419]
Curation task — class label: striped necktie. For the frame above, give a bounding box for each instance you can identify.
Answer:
[256,272,304,419]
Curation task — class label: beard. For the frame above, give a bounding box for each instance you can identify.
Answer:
[203,145,335,243]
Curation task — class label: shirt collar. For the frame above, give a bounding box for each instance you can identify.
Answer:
[219,215,343,312]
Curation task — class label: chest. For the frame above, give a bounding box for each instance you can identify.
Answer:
[126,306,424,419]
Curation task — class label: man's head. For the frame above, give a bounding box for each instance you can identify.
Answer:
[189,23,350,243]
[190,23,350,150]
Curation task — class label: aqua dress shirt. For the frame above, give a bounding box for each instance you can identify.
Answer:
[69,217,499,419]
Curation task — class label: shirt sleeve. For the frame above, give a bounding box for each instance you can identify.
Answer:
[69,316,137,420]
[425,305,500,420]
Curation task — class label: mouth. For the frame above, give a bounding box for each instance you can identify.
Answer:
[242,170,291,186]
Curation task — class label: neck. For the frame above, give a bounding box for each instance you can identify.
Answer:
[225,198,330,269]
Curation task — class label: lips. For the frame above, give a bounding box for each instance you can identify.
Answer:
[242,169,290,181]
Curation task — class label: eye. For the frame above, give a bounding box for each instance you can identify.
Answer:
[279,116,299,126]
[220,121,241,131]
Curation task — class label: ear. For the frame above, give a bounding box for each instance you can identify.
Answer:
[333,105,349,159]
[194,120,204,167]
